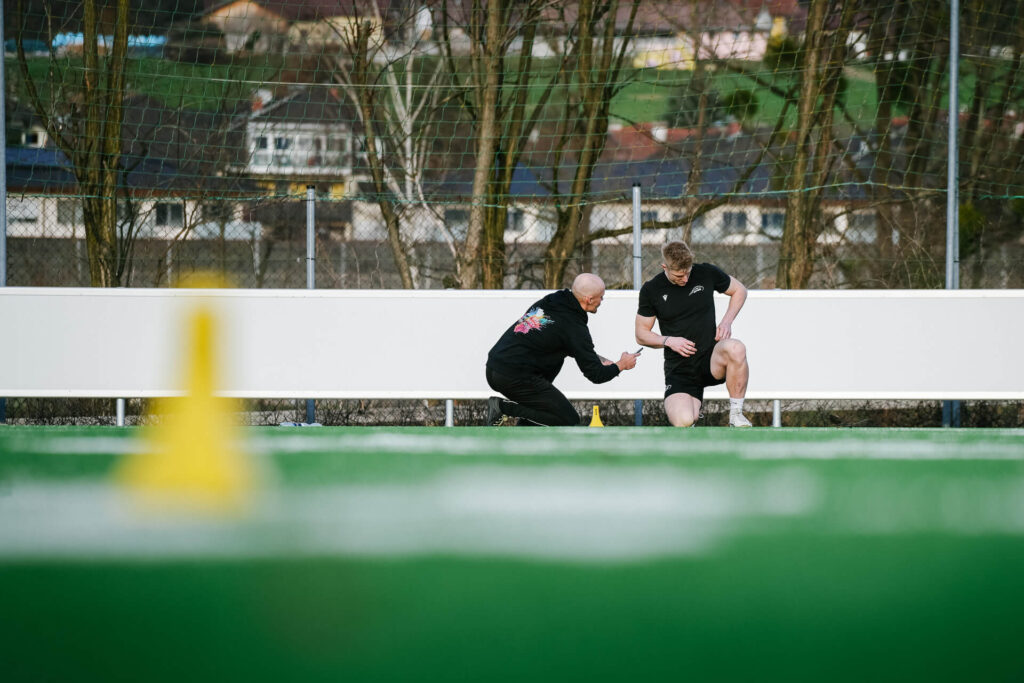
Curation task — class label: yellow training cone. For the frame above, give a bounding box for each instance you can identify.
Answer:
[589,405,604,427]
[116,296,255,515]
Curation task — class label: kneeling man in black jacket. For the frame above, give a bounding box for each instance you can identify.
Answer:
[485,273,640,426]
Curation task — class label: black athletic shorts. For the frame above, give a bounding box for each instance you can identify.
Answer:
[663,352,725,402]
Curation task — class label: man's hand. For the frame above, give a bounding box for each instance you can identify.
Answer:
[664,336,697,357]
[715,320,733,341]
[615,350,641,371]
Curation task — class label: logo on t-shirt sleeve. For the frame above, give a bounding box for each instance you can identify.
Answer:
[689,285,704,296]
[514,307,554,334]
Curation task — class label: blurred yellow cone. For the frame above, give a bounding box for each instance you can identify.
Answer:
[589,405,604,427]
[116,295,255,515]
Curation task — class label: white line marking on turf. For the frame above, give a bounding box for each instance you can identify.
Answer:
[6,430,1022,461]
[0,466,821,561]
[252,431,1024,461]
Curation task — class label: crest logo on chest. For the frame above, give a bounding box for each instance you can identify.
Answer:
[689,285,704,296]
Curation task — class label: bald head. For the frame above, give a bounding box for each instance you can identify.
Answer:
[571,273,607,313]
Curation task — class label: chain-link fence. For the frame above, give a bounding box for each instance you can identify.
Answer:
[8,195,1024,290]
[5,0,1024,425]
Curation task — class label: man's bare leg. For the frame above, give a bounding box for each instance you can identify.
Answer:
[665,392,702,427]
[711,339,752,427]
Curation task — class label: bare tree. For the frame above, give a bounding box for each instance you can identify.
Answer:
[539,0,641,288]
[324,1,457,289]
[435,0,567,288]
[776,0,856,288]
[14,0,130,286]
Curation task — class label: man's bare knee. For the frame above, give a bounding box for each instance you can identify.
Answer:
[723,339,746,363]
[670,415,695,428]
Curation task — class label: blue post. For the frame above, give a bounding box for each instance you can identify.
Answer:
[632,183,643,426]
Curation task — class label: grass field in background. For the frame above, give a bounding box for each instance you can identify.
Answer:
[11,56,956,128]
[2,425,1023,682]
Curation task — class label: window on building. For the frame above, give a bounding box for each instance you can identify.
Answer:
[641,210,659,226]
[155,202,184,227]
[507,208,525,233]
[251,135,271,166]
[327,136,350,167]
[760,212,784,239]
[722,211,747,236]
[273,136,293,166]
[444,209,469,240]
[57,199,84,225]
[8,198,40,224]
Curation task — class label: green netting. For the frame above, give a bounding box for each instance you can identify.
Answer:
[5,0,1024,288]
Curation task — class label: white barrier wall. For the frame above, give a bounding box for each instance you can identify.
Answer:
[1,288,1022,400]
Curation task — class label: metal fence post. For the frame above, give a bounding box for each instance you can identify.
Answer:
[944,0,961,428]
[116,398,125,427]
[632,183,643,426]
[445,399,454,427]
[305,186,316,424]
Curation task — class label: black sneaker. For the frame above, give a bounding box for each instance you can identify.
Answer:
[486,396,504,426]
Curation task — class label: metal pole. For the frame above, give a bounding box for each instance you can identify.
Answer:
[1,5,8,424]
[306,185,316,288]
[305,186,316,424]
[772,400,781,428]
[943,1,961,427]
[116,398,125,427]
[445,399,454,427]
[632,183,643,427]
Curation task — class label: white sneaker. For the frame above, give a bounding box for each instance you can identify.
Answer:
[729,412,752,428]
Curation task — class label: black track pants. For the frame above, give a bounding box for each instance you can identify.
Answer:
[485,366,581,426]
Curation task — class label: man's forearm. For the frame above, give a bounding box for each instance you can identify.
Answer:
[720,290,747,325]
[637,329,668,347]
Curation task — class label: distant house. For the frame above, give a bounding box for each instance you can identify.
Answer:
[195,0,290,53]
[193,0,399,54]
[542,0,806,65]
[345,120,878,255]
[229,86,359,199]
[5,95,260,244]
[287,15,384,51]
[4,101,49,149]
[615,0,799,67]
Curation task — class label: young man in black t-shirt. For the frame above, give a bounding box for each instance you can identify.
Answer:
[635,241,752,427]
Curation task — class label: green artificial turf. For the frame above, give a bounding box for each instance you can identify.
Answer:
[1,425,1023,682]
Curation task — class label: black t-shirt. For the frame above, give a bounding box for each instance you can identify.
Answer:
[637,264,731,373]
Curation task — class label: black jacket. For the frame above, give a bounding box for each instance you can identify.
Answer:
[486,289,620,384]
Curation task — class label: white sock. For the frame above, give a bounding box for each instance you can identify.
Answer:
[730,398,745,414]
